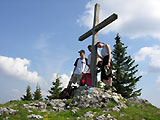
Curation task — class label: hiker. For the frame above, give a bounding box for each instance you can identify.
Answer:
[86,45,102,73]
[96,42,116,91]
[67,50,88,87]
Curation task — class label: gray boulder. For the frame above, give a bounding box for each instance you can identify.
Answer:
[0,107,17,115]
[27,114,43,119]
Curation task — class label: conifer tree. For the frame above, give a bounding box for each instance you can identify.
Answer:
[112,34,142,98]
[21,85,32,101]
[33,84,43,100]
[47,75,63,100]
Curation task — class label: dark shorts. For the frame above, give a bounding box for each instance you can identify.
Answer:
[101,55,113,81]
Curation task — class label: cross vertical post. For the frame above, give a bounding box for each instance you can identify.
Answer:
[78,3,118,87]
[90,3,100,87]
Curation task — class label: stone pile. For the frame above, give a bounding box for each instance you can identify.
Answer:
[0,107,17,116]
[69,86,127,109]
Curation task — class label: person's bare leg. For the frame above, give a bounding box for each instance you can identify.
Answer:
[103,78,112,86]
[107,77,112,86]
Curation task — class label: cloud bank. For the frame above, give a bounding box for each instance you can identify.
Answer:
[51,73,70,88]
[135,45,160,84]
[0,56,43,83]
[77,0,160,39]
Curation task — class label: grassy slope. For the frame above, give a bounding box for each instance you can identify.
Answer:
[0,100,160,120]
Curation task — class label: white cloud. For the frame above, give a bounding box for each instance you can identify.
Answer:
[0,56,43,83]
[135,45,160,69]
[51,73,71,88]
[135,46,160,87]
[77,0,160,39]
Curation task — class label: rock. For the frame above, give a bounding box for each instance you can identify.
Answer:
[0,107,17,115]
[52,107,59,112]
[106,114,117,120]
[77,117,81,120]
[112,96,120,104]
[58,107,65,112]
[69,86,127,109]
[112,106,120,112]
[128,97,150,105]
[59,102,65,107]
[95,114,106,120]
[119,103,128,109]
[27,109,33,113]
[24,101,46,109]
[52,106,65,112]
[46,99,66,108]
[84,111,94,118]
[36,101,46,109]
[3,117,9,120]
[103,108,109,113]
[120,114,125,117]
[107,114,113,119]
[40,109,48,113]
[27,114,43,119]
[71,107,79,115]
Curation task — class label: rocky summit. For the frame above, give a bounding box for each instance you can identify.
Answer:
[0,86,159,120]
[69,86,128,109]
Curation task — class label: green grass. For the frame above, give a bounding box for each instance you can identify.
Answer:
[0,100,160,120]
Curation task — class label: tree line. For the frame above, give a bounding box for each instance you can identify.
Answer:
[21,34,142,101]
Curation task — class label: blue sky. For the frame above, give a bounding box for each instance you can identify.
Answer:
[0,0,160,108]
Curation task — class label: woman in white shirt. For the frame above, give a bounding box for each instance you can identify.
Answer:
[96,42,115,91]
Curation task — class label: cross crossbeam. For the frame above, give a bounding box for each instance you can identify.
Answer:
[79,13,118,41]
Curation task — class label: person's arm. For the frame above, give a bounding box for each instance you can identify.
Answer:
[72,66,76,76]
[86,65,90,73]
[98,54,103,60]
[106,44,111,67]
[72,58,79,76]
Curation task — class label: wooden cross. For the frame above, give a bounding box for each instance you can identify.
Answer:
[78,3,118,87]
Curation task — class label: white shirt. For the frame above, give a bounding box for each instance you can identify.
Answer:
[88,50,101,66]
[101,45,109,58]
[74,58,86,74]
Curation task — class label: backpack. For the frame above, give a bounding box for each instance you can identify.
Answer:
[80,73,92,86]
[74,58,88,67]
[59,86,77,99]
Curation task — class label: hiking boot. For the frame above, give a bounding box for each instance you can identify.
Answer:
[106,86,117,92]
[104,65,111,76]
[96,66,101,73]
[110,86,117,92]
[104,85,110,90]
